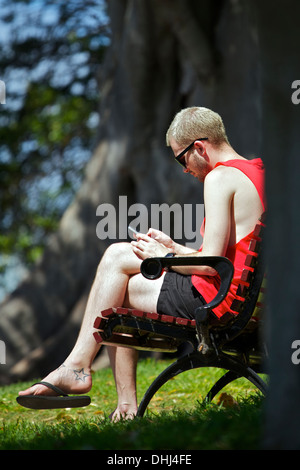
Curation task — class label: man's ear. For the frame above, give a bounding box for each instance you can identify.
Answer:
[194,140,208,157]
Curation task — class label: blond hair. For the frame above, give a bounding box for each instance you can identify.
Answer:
[166,107,229,147]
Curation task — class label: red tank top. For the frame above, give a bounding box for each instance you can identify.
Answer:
[191,158,265,319]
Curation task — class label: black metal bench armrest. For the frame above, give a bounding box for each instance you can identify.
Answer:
[141,256,234,354]
[141,255,234,311]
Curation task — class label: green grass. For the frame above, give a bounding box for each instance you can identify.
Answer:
[0,358,265,450]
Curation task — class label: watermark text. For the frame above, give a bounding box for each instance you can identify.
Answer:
[291,80,300,104]
[291,340,300,364]
[0,340,6,365]
[96,196,204,250]
[0,80,5,104]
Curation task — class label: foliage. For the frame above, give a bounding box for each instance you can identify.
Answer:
[0,0,109,285]
[0,358,265,450]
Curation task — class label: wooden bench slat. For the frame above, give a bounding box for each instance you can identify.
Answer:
[93,331,178,352]
[248,238,261,253]
[245,253,258,268]
[94,307,197,330]
[253,224,263,239]
[93,316,108,330]
[240,269,253,283]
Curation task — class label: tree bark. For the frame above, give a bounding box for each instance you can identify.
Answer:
[0,0,261,384]
[255,0,300,450]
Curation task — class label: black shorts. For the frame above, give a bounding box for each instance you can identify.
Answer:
[156,271,206,320]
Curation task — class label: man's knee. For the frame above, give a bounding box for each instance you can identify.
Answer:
[99,242,131,270]
[104,242,131,259]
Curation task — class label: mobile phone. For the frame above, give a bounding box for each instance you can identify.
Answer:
[128,225,139,237]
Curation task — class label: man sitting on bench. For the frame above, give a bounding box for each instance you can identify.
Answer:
[18,106,265,420]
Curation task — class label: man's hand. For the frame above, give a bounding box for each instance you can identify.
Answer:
[146,228,195,256]
[146,228,175,250]
[131,233,170,260]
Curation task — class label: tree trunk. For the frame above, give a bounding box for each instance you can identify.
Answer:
[255,0,300,450]
[0,0,260,384]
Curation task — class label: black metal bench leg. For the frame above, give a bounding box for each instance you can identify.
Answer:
[239,366,268,396]
[203,370,240,404]
[215,354,268,397]
[136,352,267,417]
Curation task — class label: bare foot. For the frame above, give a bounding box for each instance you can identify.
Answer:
[18,363,92,397]
[109,403,137,422]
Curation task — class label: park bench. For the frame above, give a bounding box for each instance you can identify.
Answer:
[93,215,267,417]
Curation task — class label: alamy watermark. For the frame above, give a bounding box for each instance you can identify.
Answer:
[0,80,5,104]
[291,340,300,364]
[0,340,6,365]
[95,196,204,250]
[291,80,300,104]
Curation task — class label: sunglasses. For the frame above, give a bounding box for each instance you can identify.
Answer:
[175,138,208,168]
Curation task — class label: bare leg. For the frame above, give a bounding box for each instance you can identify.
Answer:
[107,346,138,421]
[108,270,166,420]
[18,242,165,419]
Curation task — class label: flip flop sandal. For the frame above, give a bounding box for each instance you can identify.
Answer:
[16,381,91,409]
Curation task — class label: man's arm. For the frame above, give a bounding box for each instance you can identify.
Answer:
[170,166,234,276]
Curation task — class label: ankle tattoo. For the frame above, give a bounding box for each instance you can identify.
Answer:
[73,367,90,382]
[57,363,90,382]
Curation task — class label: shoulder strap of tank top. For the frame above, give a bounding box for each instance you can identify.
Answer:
[214,158,266,211]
